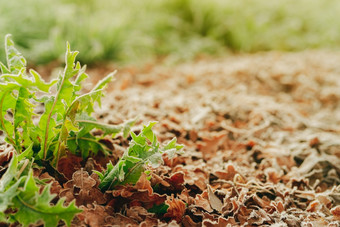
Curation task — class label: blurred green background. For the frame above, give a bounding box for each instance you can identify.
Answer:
[0,0,339,66]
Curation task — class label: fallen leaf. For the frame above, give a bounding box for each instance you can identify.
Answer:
[207,185,223,213]
[164,195,186,223]
[57,152,83,179]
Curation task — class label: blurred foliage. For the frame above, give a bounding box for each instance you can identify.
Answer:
[0,0,340,65]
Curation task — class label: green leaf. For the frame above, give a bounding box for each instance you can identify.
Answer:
[0,61,10,74]
[142,121,158,144]
[4,34,26,74]
[12,170,81,227]
[18,143,34,161]
[0,155,25,215]
[98,122,184,191]
[92,71,116,92]
[148,203,169,215]
[0,155,19,192]
[29,69,57,93]
[0,178,23,213]
[0,88,16,145]
[13,87,35,147]
[77,118,124,138]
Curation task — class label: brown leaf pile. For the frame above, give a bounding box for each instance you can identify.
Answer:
[2,51,340,226]
[89,51,340,226]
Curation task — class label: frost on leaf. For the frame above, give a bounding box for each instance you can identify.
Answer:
[60,169,106,207]
[111,172,166,209]
[164,194,186,223]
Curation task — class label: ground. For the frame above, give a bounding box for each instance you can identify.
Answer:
[4,51,340,226]
[81,51,340,226]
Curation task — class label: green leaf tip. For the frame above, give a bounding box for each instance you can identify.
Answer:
[4,34,27,74]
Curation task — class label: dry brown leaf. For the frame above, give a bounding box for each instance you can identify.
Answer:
[139,217,160,227]
[173,165,208,191]
[57,152,82,179]
[214,164,237,181]
[60,169,106,206]
[126,206,154,222]
[135,172,153,196]
[194,191,213,212]
[76,205,113,227]
[182,215,201,227]
[164,195,186,223]
[0,144,13,167]
[247,208,271,225]
[39,172,62,196]
[202,216,232,227]
[164,172,185,191]
[306,200,322,212]
[111,174,167,209]
[196,132,227,160]
[207,185,223,213]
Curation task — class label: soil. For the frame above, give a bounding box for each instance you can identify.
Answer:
[3,51,340,226]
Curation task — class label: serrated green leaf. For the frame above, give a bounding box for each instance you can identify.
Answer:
[13,87,35,146]
[142,121,158,144]
[29,69,57,93]
[0,83,20,144]
[0,155,26,215]
[99,160,125,191]
[98,122,184,191]
[0,178,23,213]
[5,34,26,74]
[122,118,136,138]
[91,71,116,92]
[12,170,81,227]
[74,66,88,92]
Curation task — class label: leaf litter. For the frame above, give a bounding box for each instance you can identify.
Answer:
[2,51,340,226]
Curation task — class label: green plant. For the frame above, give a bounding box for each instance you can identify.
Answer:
[0,155,81,226]
[0,34,133,166]
[0,35,184,226]
[97,121,183,191]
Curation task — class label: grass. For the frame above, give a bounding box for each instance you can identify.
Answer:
[0,0,340,65]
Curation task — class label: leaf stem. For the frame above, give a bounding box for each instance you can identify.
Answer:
[43,74,65,160]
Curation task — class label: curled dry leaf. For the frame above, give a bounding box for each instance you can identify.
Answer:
[57,152,83,179]
[214,164,237,181]
[196,132,227,160]
[60,169,106,206]
[39,172,62,196]
[125,206,154,222]
[164,195,186,223]
[202,216,232,227]
[75,205,111,227]
[182,215,201,227]
[173,165,208,191]
[194,190,213,212]
[75,204,139,227]
[163,172,185,191]
[111,173,166,209]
